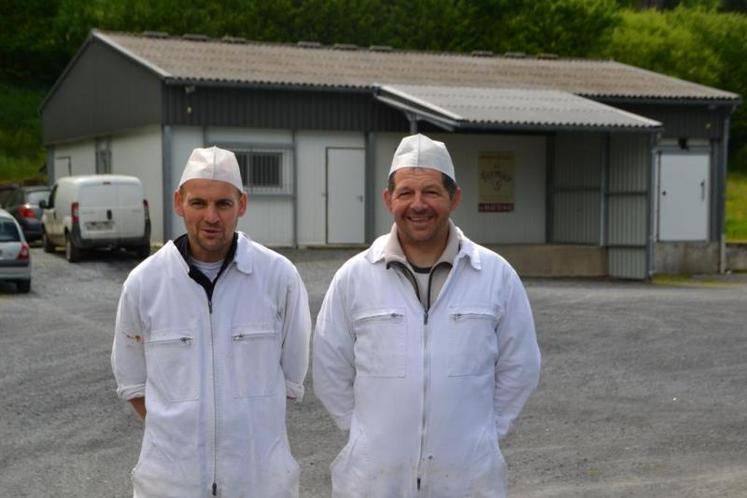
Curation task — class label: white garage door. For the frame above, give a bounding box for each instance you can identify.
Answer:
[658,152,709,241]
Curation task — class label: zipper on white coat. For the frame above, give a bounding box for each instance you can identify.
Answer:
[208,297,219,497]
[417,310,429,494]
[415,259,460,494]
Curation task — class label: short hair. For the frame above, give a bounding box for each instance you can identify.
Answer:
[178,183,245,199]
[387,170,458,199]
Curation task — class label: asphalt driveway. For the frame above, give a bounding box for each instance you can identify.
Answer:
[0,246,745,497]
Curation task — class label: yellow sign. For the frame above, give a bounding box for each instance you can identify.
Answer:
[478,152,514,212]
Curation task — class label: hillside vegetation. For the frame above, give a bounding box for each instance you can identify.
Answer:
[726,173,747,241]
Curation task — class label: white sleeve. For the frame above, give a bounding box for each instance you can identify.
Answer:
[313,270,356,431]
[494,270,541,440]
[111,278,147,401]
[280,268,311,401]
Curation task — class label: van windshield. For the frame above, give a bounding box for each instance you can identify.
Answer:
[0,220,21,242]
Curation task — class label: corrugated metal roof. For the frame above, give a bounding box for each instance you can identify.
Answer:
[376,85,663,130]
[96,30,739,102]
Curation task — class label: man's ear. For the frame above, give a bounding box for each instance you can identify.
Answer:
[174,189,184,217]
[383,188,393,213]
[238,192,248,216]
[450,186,462,211]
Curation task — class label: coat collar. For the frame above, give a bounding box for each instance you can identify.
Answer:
[367,220,481,271]
[170,231,254,276]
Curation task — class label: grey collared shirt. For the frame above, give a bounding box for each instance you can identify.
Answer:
[383,220,461,310]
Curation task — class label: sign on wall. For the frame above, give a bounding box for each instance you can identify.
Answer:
[478,152,515,212]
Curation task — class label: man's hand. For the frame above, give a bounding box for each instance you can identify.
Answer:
[129,397,146,419]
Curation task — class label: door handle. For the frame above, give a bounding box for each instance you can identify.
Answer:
[356,195,363,202]
[700,180,705,200]
[107,209,112,220]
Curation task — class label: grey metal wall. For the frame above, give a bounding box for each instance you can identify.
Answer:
[163,85,410,132]
[551,132,604,244]
[42,39,162,144]
[612,103,728,140]
[607,133,650,279]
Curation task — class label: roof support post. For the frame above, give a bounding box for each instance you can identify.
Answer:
[405,112,418,134]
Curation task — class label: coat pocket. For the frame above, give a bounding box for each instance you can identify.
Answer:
[447,306,501,377]
[259,436,300,498]
[145,330,199,402]
[352,309,406,377]
[464,424,506,498]
[330,428,368,498]
[231,322,281,398]
[132,433,192,496]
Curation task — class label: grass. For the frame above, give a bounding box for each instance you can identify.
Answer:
[651,274,739,288]
[0,153,46,184]
[726,172,747,242]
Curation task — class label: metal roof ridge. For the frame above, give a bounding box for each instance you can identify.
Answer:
[101,29,621,62]
[95,30,172,78]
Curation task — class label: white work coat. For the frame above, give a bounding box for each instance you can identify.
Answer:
[313,230,541,498]
[112,233,310,498]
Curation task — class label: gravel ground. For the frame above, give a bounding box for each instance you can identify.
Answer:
[0,245,746,497]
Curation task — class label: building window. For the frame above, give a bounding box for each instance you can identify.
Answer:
[96,138,112,174]
[234,149,292,195]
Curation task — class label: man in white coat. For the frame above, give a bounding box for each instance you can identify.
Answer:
[112,146,311,498]
[314,134,541,498]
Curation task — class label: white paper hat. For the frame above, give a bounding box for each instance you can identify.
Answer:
[178,146,244,192]
[389,134,455,182]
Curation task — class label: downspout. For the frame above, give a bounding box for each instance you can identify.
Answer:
[646,131,658,279]
[292,129,298,247]
[162,125,173,242]
[601,133,610,247]
[46,147,55,186]
[718,113,731,274]
[365,132,376,244]
[545,133,555,243]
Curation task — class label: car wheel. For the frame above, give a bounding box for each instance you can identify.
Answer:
[17,280,30,293]
[42,229,55,253]
[65,233,81,263]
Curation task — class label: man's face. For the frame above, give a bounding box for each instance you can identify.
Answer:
[384,167,461,250]
[174,178,247,262]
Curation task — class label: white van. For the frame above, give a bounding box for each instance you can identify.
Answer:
[41,175,151,262]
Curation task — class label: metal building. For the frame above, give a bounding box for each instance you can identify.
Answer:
[40,30,741,279]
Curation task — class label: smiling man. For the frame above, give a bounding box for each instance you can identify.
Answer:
[112,146,310,498]
[314,134,541,498]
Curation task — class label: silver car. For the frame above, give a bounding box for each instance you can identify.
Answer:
[0,208,31,293]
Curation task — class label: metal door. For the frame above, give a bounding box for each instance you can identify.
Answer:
[327,148,365,244]
[658,152,709,241]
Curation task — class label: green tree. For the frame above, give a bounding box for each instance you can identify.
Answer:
[0,0,67,83]
[603,8,723,85]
